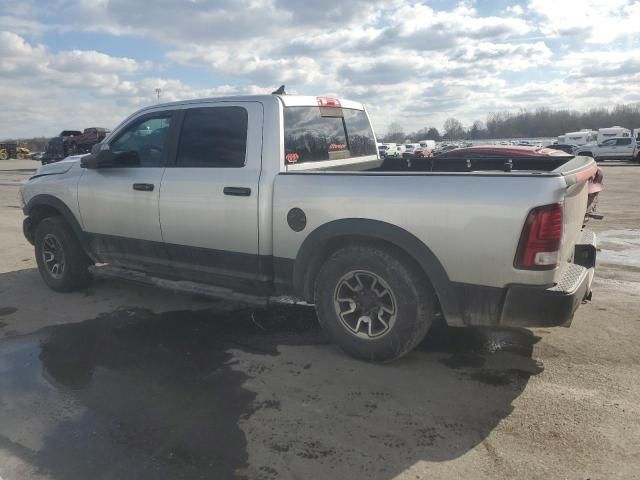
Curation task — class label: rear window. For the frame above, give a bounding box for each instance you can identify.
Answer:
[284,107,376,164]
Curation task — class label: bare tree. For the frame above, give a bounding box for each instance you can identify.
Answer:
[384,122,406,143]
[443,118,465,140]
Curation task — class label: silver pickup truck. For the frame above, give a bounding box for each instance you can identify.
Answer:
[20,94,599,361]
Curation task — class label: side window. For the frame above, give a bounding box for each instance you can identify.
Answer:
[616,138,631,146]
[176,106,248,168]
[601,139,615,146]
[110,115,172,167]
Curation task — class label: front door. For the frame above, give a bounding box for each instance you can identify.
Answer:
[598,139,617,159]
[77,112,175,270]
[159,102,264,294]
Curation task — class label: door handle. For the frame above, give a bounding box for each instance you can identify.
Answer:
[223,186,251,196]
[133,183,154,191]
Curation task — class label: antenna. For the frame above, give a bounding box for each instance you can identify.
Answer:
[155,88,162,103]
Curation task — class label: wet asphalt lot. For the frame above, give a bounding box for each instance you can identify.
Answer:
[0,159,638,479]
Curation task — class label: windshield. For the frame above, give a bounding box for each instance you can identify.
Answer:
[283,107,377,164]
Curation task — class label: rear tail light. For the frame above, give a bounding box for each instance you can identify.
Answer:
[514,203,563,270]
[317,97,341,108]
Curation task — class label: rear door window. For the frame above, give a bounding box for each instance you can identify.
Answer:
[616,138,631,146]
[176,106,248,168]
[284,107,376,164]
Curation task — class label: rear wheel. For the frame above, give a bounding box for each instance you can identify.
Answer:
[35,217,92,292]
[314,244,435,362]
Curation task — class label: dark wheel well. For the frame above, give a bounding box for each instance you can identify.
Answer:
[580,151,593,158]
[30,204,63,230]
[301,235,435,305]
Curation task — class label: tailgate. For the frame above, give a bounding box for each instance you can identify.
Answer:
[555,156,599,268]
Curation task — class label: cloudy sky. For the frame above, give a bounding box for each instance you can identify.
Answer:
[1,0,639,138]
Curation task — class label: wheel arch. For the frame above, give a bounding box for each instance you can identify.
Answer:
[293,218,460,325]
[24,195,95,259]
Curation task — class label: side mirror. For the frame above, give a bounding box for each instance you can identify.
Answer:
[80,147,114,169]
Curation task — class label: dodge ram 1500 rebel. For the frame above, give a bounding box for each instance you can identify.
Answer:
[20,94,599,361]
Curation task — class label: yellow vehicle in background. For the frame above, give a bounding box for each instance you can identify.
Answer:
[0,142,31,160]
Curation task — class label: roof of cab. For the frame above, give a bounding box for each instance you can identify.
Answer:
[138,94,365,113]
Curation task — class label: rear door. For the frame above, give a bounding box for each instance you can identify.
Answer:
[158,102,264,294]
[615,138,634,159]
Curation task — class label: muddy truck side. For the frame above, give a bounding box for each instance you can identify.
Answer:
[20,94,599,361]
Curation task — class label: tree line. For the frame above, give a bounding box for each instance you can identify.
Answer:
[382,103,640,143]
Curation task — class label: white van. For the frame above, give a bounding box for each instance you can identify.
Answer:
[597,126,630,144]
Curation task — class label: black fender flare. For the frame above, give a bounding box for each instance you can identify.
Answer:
[24,194,95,259]
[292,218,463,325]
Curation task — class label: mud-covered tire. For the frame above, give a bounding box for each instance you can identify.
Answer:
[314,244,435,362]
[34,217,92,292]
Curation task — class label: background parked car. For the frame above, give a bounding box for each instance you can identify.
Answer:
[544,144,578,155]
[402,143,420,160]
[378,143,401,158]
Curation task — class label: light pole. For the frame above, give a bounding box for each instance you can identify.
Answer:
[155,88,162,103]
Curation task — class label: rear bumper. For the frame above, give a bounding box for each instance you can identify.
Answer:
[500,264,593,327]
[500,230,596,328]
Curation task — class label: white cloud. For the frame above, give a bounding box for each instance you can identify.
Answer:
[1,1,640,138]
[528,0,640,43]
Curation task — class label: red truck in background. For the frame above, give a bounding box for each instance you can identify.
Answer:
[67,127,111,154]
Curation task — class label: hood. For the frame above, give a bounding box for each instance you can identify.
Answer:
[31,155,84,178]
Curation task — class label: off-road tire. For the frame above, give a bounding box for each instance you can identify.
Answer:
[35,217,92,292]
[314,244,435,362]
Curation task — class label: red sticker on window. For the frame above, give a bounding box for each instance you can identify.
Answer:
[286,152,299,163]
[329,143,347,150]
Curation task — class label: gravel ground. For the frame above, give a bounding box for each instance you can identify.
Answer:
[0,158,638,480]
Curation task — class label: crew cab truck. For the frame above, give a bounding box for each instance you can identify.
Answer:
[20,94,599,362]
[575,137,638,162]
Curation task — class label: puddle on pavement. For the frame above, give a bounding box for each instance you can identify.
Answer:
[0,304,323,479]
[0,304,542,479]
[421,324,543,385]
[597,229,640,269]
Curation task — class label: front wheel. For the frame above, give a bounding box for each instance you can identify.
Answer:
[35,217,92,292]
[314,245,435,362]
